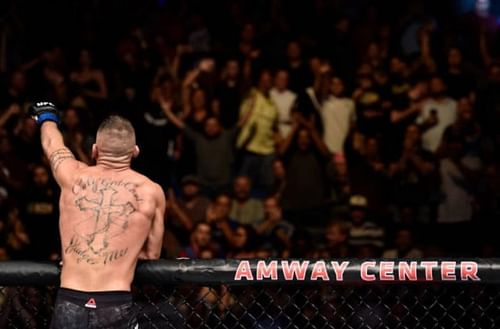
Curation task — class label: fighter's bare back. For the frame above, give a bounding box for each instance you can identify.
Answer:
[59,166,161,291]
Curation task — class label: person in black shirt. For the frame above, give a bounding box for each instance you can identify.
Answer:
[213,59,246,128]
[22,165,59,260]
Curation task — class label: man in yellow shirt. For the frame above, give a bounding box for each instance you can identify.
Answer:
[237,70,280,191]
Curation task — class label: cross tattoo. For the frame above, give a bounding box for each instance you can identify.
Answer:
[75,187,135,255]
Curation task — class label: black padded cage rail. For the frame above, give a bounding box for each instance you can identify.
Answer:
[1,259,500,328]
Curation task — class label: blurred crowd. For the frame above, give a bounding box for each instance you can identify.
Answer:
[1,0,500,262]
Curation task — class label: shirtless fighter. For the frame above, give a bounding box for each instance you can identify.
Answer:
[29,102,165,329]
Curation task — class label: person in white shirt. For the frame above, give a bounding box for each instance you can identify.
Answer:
[437,134,480,224]
[270,69,297,138]
[416,77,457,153]
[320,76,356,154]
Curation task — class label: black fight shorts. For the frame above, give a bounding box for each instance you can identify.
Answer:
[50,288,138,329]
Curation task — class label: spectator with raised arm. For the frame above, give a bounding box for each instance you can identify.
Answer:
[159,94,253,195]
[388,124,437,223]
[279,114,331,226]
[237,69,280,191]
[213,59,246,129]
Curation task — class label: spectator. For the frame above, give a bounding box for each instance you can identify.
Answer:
[176,61,217,178]
[416,76,457,153]
[320,76,356,154]
[11,115,43,165]
[165,187,195,247]
[160,96,253,194]
[70,49,108,99]
[22,165,59,260]
[285,41,312,93]
[225,224,258,259]
[29,46,67,102]
[328,153,352,215]
[4,207,30,260]
[0,132,28,195]
[0,70,27,110]
[443,47,475,100]
[286,229,313,258]
[69,49,108,121]
[352,71,385,137]
[317,220,351,258]
[389,80,428,154]
[437,132,479,252]
[187,14,211,53]
[0,103,22,133]
[255,196,293,256]
[213,59,246,129]
[348,136,391,215]
[135,75,179,188]
[237,69,279,190]
[178,222,214,259]
[388,124,437,222]
[270,68,297,138]
[230,176,264,226]
[347,195,385,251]
[205,193,235,253]
[182,61,216,125]
[388,56,411,111]
[279,117,331,226]
[382,227,423,258]
[60,108,92,164]
[295,59,330,128]
[177,175,211,224]
[442,97,482,160]
[271,159,286,199]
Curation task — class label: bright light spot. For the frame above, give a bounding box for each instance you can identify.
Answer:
[476,0,490,17]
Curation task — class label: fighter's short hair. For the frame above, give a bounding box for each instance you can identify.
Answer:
[96,115,136,156]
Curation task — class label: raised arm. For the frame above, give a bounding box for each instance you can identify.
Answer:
[307,120,331,157]
[30,102,86,187]
[278,115,299,155]
[0,103,21,129]
[181,69,201,118]
[139,184,166,260]
[82,71,108,99]
[159,96,185,130]
[417,25,437,74]
[479,27,493,67]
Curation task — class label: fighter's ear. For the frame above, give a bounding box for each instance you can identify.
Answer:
[91,144,98,159]
[132,145,140,158]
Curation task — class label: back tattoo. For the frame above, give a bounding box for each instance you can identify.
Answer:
[65,178,142,265]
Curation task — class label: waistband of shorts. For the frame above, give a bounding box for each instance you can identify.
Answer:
[57,287,132,307]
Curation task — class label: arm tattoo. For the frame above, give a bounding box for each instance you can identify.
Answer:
[49,148,75,172]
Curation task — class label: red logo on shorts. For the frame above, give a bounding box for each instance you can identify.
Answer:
[85,298,97,309]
